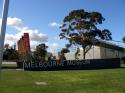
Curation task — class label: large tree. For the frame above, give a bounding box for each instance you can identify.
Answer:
[122,37,125,44]
[59,9,112,59]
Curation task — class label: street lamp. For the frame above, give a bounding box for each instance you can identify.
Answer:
[0,0,9,71]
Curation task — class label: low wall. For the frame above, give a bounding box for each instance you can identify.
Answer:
[17,58,121,71]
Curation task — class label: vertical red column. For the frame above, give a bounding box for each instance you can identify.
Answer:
[24,33,31,52]
[18,40,21,55]
[18,33,31,59]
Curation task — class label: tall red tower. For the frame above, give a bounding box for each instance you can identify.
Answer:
[18,33,31,60]
[24,33,30,52]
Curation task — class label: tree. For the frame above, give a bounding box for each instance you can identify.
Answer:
[61,48,70,53]
[75,48,80,60]
[59,9,112,59]
[59,48,69,61]
[3,47,19,60]
[33,44,48,61]
[122,37,125,44]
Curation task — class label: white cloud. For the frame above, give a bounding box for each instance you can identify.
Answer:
[30,41,39,50]
[15,28,48,50]
[49,22,61,28]
[5,34,17,41]
[0,17,48,50]
[1,17,62,51]
[0,17,23,30]
[5,34,17,47]
[30,30,48,42]
[7,17,23,29]
[15,27,48,42]
[46,43,61,50]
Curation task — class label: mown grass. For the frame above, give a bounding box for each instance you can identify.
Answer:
[0,68,125,93]
[2,64,17,67]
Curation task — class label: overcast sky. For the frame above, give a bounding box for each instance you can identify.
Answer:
[0,0,125,52]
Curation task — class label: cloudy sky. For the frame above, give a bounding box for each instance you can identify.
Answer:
[0,0,125,52]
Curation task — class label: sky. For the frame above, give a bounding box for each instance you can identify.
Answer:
[0,0,125,52]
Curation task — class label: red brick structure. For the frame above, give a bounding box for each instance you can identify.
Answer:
[18,33,31,59]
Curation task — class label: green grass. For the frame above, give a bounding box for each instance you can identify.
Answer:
[1,68,125,93]
[2,64,17,67]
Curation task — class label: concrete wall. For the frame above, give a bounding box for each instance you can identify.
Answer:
[65,46,125,60]
[65,46,101,60]
[85,46,101,59]
[100,47,125,59]
[65,51,76,60]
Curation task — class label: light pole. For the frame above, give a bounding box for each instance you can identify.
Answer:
[0,0,9,71]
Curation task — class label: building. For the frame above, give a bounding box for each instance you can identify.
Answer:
[18,33,31,60]
[65,41,125,60]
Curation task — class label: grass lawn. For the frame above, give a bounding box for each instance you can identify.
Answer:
[0,68,125,93]
[2,64,17,67]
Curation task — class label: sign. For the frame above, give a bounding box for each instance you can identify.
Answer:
[20,58,120,71]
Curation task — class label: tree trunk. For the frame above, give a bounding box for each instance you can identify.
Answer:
[83,47,86,60]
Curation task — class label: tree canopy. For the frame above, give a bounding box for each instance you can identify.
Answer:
[33,43,48,61]
[3,47,19,60]
[59,9,112,59]
[122,37,125,44]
